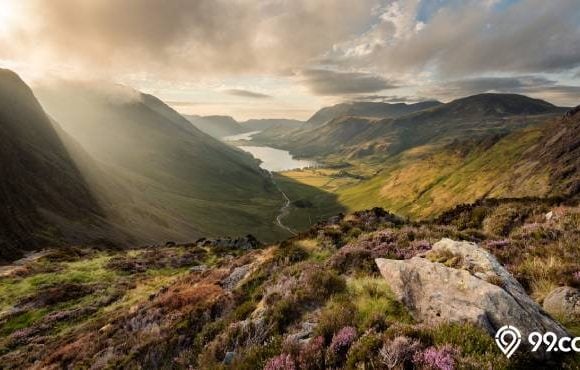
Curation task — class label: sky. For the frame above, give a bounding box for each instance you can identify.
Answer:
[0,0,579,120]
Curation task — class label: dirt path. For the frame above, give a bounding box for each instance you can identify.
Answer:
[0,250,51,277]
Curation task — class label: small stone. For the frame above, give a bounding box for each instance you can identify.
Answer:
[223,351,235,365]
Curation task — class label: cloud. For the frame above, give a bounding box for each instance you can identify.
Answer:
[223,89,272,99]
[301,69,396,96]
[422,75,580,106]
[334,0,580,77]
[0,0,379,79]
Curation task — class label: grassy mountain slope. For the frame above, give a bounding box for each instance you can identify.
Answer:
[272,104,577,229]
[0,70,134,262]
[186,115,247,138]
[36,81,288,242]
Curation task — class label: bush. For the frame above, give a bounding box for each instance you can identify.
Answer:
[326,326,357,367]
[379,336,421,369]
[345,331,384,369]
[315,299,357,343]
[274,243,309,265]
[413,345,457,370]
[296,336,325,370]
[263,354,296,370]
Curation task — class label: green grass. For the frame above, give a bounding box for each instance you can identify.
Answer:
[0,255,116,313]
[347,277,414,330]
[277,126,550,223]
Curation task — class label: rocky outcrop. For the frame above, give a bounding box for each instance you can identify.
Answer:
[196,235,262,250]
[375,238,568,353]
[543,286,580,318]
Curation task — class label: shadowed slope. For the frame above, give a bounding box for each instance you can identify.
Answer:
[36,81,286,242]
[0,70,128,262]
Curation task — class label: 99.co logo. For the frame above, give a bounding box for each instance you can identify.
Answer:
[495,325,580,358]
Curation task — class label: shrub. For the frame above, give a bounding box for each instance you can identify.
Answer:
[296,336,325,370]
[345,331,384,369]
[326,326,357,367]
[232,337,283,370]
[482,205,522,236]
[263,354,296,370]
[274,243,309,265]
[379,336,421,369]
[315,299,357,342]
[413,345,456,370]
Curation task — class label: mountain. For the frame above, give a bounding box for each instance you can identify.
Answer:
[261,93,567,157]
[35,81,287,242]
[306,100,442,125]
[186,115,248,138]
[0,70,133,262]
[241,118,303,131]
[532,106,580,196]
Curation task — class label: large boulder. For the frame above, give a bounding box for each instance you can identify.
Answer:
[375,238,568,353]
[543,286,580,318]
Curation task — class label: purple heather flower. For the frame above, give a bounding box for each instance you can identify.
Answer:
[329,326,357,355]
[414,345,456,370]
[264,354,296,370]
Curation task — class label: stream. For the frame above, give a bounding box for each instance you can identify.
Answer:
[223,131,317,234]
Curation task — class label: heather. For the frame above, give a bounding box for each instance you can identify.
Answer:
[0,199,578,368]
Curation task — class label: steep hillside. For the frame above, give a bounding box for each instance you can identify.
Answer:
[187,115,248,138]
[306,100,442,125]
[532,106,580,196]
[0,70,131,262]
[36,81,287,242]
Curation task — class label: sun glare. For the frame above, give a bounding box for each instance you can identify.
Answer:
[0,0,16,35]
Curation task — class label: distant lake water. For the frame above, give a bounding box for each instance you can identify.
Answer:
[222,131,261,141]
[224,130,317,172]
[237,146,317,172]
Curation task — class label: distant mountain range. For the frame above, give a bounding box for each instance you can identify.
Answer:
[254,93,568,157]
[251,93,576,222]
[306,100,443,125]
[187,115,303,138]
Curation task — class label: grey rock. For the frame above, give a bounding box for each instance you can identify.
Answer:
[223,351,235,365]
[375,238,568,357]
[543,286,580,318]
[221,264,253,290]
[287,321,317,342]
[189,265,207,273]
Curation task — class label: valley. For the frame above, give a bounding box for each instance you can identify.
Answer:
[1,2,579,368]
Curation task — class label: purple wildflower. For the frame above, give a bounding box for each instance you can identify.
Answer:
[413,345,456,370]
[329,326,357,355]
[264,354,296,370]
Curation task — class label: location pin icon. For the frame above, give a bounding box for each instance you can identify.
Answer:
[495,325,522,358]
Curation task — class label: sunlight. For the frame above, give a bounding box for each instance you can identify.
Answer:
[0,0,16,35]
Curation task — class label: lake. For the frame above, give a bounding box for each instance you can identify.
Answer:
[238,146,317,172]
[222,130,262,141]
